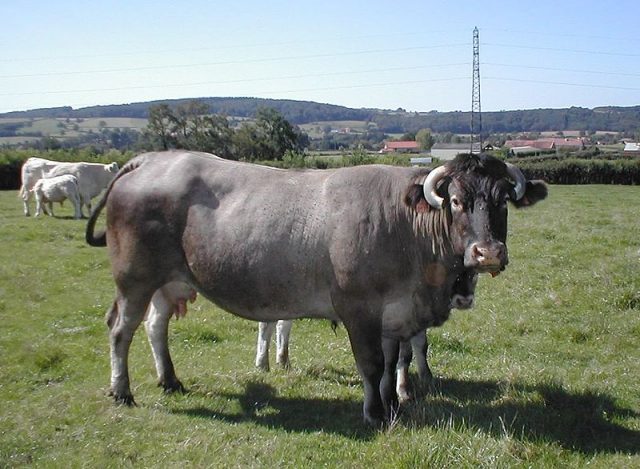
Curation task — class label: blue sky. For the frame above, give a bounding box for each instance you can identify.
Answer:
[1,0,639,113]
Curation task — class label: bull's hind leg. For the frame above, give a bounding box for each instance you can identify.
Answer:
[107,292,152,405]
[144,288,185,393]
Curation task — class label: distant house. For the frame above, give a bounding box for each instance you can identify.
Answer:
[623,142,640,156]
[381,140,420,153]
[504,139,555,150]
[503,138,585,152]
[430,143,470,161]
[552,137,586,150]
[509,146,542,156]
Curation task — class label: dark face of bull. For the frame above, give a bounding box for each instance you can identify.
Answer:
[423,154,547,274]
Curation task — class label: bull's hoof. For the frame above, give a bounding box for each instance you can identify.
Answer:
[364,415,385,429]
[110,391,136,407]
[160,379,186,394]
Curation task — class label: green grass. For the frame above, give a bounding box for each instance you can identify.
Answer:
[0,117,148,144]
[1,185,639,467]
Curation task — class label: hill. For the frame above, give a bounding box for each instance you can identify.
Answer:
[0,97,640,137]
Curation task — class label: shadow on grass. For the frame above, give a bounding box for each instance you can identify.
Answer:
[173,381,373,440]
[405,377,640,455]
[173,377,639,452]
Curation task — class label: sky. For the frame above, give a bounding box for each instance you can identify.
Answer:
[2,0,640,114]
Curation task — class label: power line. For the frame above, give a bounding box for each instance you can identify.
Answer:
[484,42,640,57]
[0,43,469,79]
[0,29,465,63]
[484,76,640,91]
[0,63,469,97]
[485,62,640,78]
[4,27,637,64]
[485,27,640,44]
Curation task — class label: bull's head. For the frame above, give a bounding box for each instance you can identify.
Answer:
[422,154,547,274]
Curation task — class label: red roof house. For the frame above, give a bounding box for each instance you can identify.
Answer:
[381,140,420,153]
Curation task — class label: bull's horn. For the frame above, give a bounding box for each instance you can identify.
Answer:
[423,165,448,209]
[505,162,526,200]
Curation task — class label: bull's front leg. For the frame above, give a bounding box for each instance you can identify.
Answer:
[381,337,400,419]
[410,331,433,382]
[144,289,185,393]
[341,313,387,427]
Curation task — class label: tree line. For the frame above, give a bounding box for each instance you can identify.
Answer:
[137,101,309,161]
[3,98,640,135]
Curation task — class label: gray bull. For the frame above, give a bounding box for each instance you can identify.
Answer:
[86,150,547,426]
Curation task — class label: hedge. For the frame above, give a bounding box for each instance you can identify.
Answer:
[516,158,640,185]
[0,149,134,190]
[1,150,638,190]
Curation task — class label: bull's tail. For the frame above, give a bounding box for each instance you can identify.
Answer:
[86,156,145,247]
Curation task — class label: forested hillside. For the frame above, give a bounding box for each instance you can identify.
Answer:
[2,98,639,134]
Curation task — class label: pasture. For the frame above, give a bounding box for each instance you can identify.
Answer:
[0,185,639,467]
[0,117,148,145]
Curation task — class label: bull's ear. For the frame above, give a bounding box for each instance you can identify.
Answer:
[512,180,548,208]
[404,184,430,214]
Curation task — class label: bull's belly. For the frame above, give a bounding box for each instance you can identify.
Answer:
[194,282,337,323]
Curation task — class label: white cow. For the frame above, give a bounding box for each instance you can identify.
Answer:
[33,174,82,219]
[256,269,478,401]
[255,320,294,371]
[19,157,62,216]
[19,157,119,217]
[45,161,119,217]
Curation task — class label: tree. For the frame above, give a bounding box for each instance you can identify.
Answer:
[233,108,308,161]
[172,100,210,147]
[195,114,234,159]
[416,128,435,150]
[146,104,175,150]
[233,122,261,160]
[254,107,302,160]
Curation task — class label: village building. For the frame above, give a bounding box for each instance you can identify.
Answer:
[430,143,471,161]
[380,140,420,153]
[623,142,640,156]
[503,137,586,152]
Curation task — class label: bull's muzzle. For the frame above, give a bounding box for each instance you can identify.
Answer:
[466,241,508,273]
[450,293,474,310]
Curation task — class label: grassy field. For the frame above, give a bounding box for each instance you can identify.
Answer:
[0,184,639,467]
[0,117,148,144]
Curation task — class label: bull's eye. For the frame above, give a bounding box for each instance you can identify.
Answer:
[450,196,463,211]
